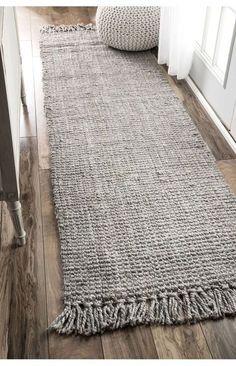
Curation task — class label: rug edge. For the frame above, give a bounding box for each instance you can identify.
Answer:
[40,29,236,337]
[48,284,236,336]
[40,23,96,33]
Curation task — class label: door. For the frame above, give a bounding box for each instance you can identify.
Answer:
[190,7,236,140]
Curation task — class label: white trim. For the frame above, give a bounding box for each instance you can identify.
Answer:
[185,76,236,154]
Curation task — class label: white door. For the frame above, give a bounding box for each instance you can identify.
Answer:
[190,7,236,140]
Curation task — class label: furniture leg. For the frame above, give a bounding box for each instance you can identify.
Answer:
[7,200,26,246]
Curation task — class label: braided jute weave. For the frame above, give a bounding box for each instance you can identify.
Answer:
[40,25,236,336]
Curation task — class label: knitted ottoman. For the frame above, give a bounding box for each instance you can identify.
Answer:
[96,6,160,51]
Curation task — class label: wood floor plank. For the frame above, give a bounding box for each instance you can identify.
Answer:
[151,324,211,359]
[200,319,236,359]
[167,75,235,161]
[102,326,158,359]
[217,159,236,194]
[0,203,14,358]
[33,56,50,170]
[19,40,37,137]
[39,170,104,359]
[50,6,91,25]
[0,202,2,247]
[7,137,48,358]
[87,7,97,24]
[29,7,91,57]
[200,158,236,359]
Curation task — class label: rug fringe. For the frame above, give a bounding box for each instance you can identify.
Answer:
[40,23,96,33]
[49,285,236,336]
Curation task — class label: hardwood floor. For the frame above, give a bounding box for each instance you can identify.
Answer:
[7,138,48,358]
[0,6,236,359]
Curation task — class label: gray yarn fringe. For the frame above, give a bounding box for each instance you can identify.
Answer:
[40,23,96,33]
[49,285,236,336]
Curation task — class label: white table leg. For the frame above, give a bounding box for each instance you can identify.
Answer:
[7,201,26,246]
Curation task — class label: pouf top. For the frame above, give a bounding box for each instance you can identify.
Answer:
[96,6,160,51]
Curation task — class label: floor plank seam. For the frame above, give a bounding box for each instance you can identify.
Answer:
[37,162,50,358]
[200,324,214,359]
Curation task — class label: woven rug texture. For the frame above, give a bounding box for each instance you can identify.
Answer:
[40,25,236,336]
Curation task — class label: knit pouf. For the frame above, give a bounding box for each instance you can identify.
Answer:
[96,6,160,51]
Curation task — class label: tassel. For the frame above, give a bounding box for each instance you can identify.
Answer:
[40,24,96,34]
[48,285,236,336]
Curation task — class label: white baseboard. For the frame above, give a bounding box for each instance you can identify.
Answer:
[185,76,236,155]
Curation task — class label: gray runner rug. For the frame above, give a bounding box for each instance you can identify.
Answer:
[40,25,236,336]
